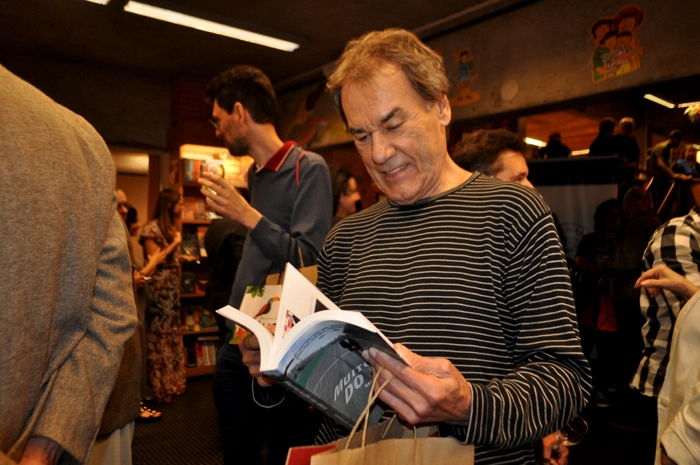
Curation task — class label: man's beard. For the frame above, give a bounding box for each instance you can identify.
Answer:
[226,135,250,157]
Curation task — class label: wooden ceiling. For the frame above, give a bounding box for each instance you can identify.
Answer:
[526,111,601,152]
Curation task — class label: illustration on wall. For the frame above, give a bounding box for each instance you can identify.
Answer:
[450,49,480,106]
[278,81,351,149]
[591,4,645,83]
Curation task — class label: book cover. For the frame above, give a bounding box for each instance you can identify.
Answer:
[216,263,403,429]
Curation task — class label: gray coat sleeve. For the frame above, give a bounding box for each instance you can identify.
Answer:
[33,208,137,464]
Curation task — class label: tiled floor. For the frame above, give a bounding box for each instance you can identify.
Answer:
[132,376,223,465]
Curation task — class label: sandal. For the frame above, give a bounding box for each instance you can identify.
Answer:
[137,402,162,423]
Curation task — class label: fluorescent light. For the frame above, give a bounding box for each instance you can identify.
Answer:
[525,137,546,147]
[123,1,300,52]
[644,94,675,109]
[678,101,700,108]
[571,149,590,156]
[84,0,110,4]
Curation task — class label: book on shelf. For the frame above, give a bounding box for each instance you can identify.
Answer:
[216,263,404,429]
[182,306,218,331]
[195,340,205,366]
[181,232,200,259]
[186,343,197,368]
[182,196,197,220]
[190,336,219,367]
[197,226,208,257]
[198,335,219,366]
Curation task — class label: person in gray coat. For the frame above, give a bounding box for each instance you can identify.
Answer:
[0,65,136,465]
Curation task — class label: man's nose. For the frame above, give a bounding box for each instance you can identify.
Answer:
[370,132,395,165]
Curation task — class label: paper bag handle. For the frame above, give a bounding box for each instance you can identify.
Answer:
[297,245,305,269]
[343,367,395,450]
[267,244,305,286]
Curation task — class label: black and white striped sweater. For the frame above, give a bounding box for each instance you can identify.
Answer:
[315,173,592,465]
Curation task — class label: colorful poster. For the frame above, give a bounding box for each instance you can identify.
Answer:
[277,82,351,149]
[591,5,645,83]
[450,49,480,106]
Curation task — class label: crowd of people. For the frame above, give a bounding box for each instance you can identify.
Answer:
[534,116,699,220]
[3,26,699,465]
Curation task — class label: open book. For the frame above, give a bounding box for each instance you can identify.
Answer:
[216,263,403,429]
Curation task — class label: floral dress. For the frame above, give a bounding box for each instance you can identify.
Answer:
[139,221,186,402]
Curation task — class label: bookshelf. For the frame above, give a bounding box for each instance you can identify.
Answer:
[180,248,215,378]
[183,327,219,377]
[186,365,216,378]
[175,144,253,378]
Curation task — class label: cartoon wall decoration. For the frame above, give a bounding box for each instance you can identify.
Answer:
[450,49,480,106]
[277,81,351,149]
[591,5,645,83]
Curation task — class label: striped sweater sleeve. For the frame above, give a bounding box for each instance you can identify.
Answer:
[456,211,591,448]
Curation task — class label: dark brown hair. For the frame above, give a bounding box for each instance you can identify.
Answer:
[151,188,181,242]
[452,129,526,176]
[205,65,278,124]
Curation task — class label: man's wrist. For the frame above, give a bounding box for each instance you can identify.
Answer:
[242,209,263,231]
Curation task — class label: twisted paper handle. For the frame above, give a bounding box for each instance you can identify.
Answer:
[343,366,395,450]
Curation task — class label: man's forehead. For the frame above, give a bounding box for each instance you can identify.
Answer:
[341,63,408,102]
[499,150,525,161]
[341,65,423,128]
[497,150,527,169]
[116,190,127,202]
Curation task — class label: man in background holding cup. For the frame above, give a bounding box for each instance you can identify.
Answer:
[199,65,333,465]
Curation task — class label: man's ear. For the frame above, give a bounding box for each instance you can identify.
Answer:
[436,94,452,127]
[232,101,246,121]
[232,101,253,133]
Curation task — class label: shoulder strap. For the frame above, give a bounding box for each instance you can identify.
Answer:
[295,149,307,186]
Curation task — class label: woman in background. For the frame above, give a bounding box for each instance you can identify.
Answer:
[139,188,186,402]
[331,166,362,226]
[126,205,141,237]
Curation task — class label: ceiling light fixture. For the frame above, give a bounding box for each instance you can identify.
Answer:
[571,149,590,156]
[84,0,110,4]
[644,94,675,109]
[525,137,546,147]
[678,101,700,109]
[123,1,300,52]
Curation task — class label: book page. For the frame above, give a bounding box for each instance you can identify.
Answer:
[215,305,275,363]
[239,284,283,327]
[271,263,339,354]
[267,309,398,373]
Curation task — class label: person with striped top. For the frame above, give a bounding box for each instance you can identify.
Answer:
[315,28,592,464]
